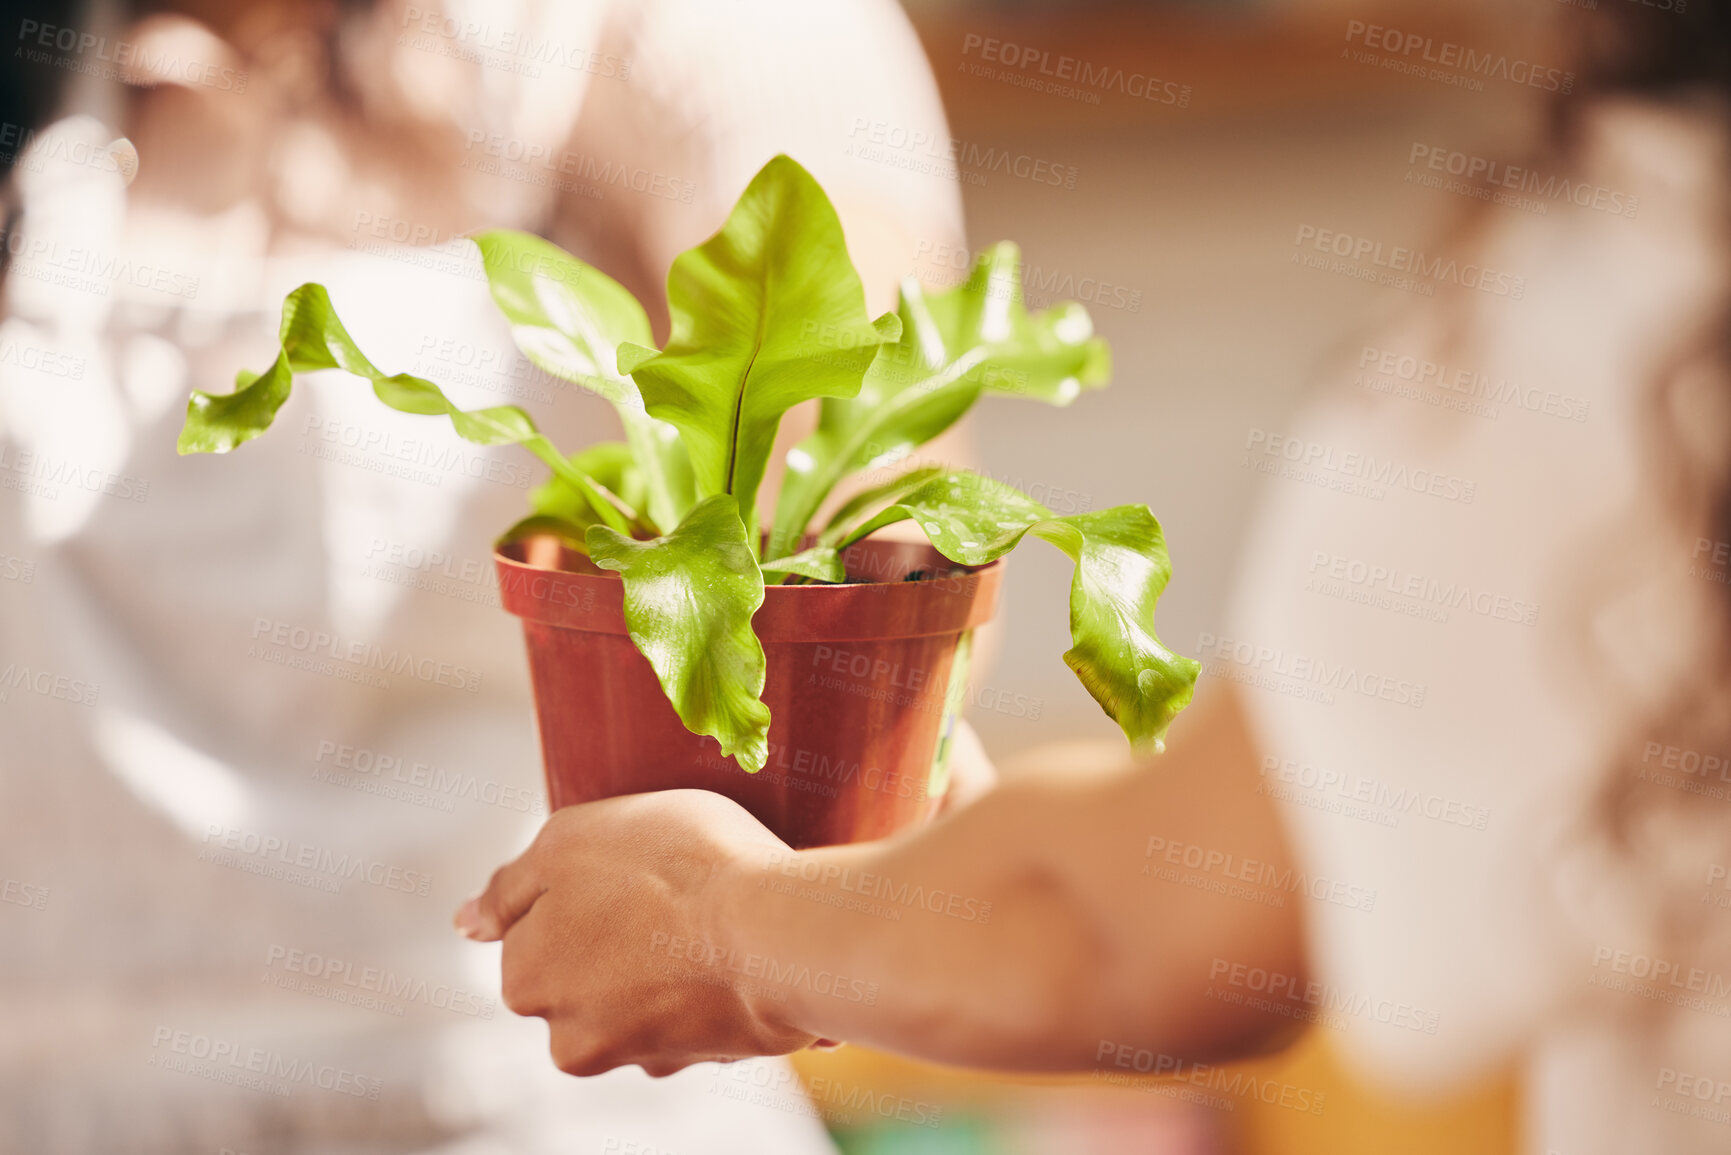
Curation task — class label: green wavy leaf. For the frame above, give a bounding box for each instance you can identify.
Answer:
[176,283,632,534]
[619,155,898,536]
[845,470,1197,751]
[473,230,694,533]
[760,545,845,584]
[587,495,773,771]
[769,242,1110,558]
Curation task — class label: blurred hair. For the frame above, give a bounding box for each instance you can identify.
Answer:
[1560,0,1731,1036]
[0,1,87,173]
[0,0,90,266]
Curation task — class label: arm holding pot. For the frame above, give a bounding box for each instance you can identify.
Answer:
[457,686,1308,1077]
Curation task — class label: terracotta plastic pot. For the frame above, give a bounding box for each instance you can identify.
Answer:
[496,536,1002,848]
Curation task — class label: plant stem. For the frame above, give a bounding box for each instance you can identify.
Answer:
[523,435,639,536]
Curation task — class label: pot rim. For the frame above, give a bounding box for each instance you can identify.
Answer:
[495,535,1003,641]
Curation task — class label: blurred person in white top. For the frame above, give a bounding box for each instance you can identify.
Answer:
[459,5,1731,1154]
[0,1,962,1151]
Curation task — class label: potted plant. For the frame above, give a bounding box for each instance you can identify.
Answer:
[177,155,1198,848]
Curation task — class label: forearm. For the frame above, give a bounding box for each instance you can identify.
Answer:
[708,785,1104,1069]
[706,687,1308,1071]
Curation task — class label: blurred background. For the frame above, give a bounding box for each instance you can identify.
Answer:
[0,0,1578,1151]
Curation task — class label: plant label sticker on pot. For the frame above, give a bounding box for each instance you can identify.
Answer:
[927,631,974,800]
